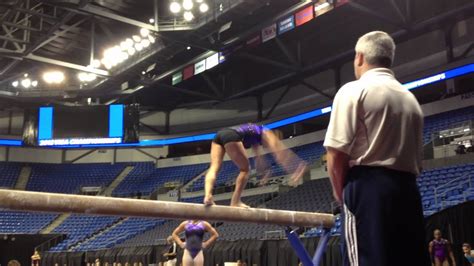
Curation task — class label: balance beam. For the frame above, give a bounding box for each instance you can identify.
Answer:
[0,189,334,228]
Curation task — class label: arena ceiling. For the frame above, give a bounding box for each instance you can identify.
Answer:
[0,0,473,111]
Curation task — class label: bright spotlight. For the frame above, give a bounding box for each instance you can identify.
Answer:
[149,18,155,24]
[199,3,209,13]
[91,59,101,68]
[183,11,194,21]
[196,0,203,3]
[78,72,97,82]
[141,39,151,48]
[182,0,193,10]
[12,81,19,87]
[140,28,150,37]
[148,35,156,43]
[127,47,136,56]
[21,78,31,88]
[170,2,181,13]
[186,46,191,50]
[132,35,142,43]
[32,80,38,87]
[134,43,144,52]
[43,71,65,84]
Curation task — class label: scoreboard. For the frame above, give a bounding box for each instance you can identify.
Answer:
[23,104,139,147]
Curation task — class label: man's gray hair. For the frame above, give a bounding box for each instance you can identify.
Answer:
[355,31,396,68]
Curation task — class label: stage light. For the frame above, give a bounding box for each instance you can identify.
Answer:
[148,35,156,43]
[127,47,136,56]
[196,0,203,3]
[141,71,146,75]
[42,71,65,84]
[149,18,155,24]
[183,11,194,21]
[12,81,19,87]
[187,46,191,50]
[170,2,181,13]
[132,35,141,43]
[199,3,209,13]
[21,78,31,88]
[140,28,150,37]
[182,0,193,11]
[23,73,28,78]
[134,42,144,52]
[91,59,101,68]
[141,39,151,48]
[31,80,38,87]
[78,72,97,82]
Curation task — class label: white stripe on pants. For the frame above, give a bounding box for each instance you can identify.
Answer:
[344,204,359,266]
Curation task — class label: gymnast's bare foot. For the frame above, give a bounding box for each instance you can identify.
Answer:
[203,195,215,206]
[230,201,250,208]
[289,162,308,187]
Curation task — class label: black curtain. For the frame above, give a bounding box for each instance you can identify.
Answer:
[425,201,474,266]
[41,201,473,266]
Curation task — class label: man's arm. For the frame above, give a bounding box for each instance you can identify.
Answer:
[326,147,350,203]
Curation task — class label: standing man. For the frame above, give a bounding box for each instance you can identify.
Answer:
[324,31,428,266]
[463,243,474,265]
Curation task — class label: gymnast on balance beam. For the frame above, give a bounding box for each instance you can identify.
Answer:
[204,123,307,207]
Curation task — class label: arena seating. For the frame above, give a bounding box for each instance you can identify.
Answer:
[265,179,333,213]
[0,162,22,188]
[117,220,181,247]
[187,142,326,192]
[423,106,474,144]
[418,163,474,215]
[26,163,125,194]
[49,214,120,252]
[113,162,208,197]
[75,217,165,251]
[0,210,57,234]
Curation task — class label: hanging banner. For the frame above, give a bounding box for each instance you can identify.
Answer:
[335,0,350,7]
[194,59,206,75]
[246,34,261,48]
[261,23,277,43]
[172,72,183,85]
[183,65,194,80]
[314,1,334,16]
[295,6,314,26]
[206,53,219,70]
[278,15,295,35]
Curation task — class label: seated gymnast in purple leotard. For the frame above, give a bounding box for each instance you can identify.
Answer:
[429,229,456,266]
[172,220,219,266]
[204,123,308,207]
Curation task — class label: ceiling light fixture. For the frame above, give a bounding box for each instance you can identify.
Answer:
[182,0,193,11]
[43,71,65,84]
[183,11,194,21]
[199,3,209,13]
[170,1,181,13]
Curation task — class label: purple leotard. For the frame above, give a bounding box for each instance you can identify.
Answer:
[432,239,448,262]
[185,221,205,258]
[232,123,264,147]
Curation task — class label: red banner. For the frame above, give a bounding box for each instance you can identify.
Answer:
[295,6,314,26]
[183,65,194,80]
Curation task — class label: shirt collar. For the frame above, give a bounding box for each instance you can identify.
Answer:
[360,68,395,80]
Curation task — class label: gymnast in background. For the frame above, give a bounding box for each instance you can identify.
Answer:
[204,123,307,207]
[172,220,219,266]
